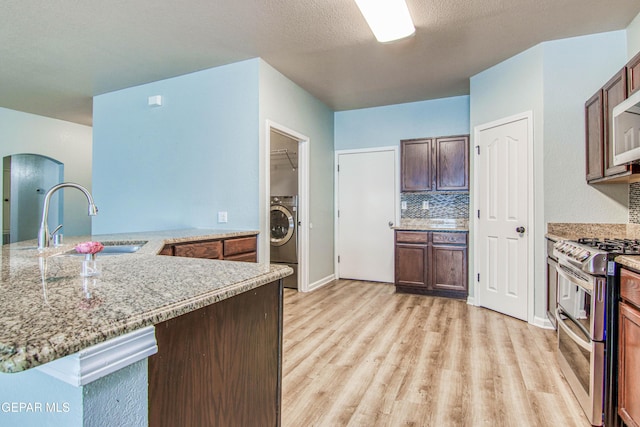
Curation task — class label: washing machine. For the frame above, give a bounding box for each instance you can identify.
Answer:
[270,196,298,289]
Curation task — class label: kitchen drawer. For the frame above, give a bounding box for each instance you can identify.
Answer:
[396,231,429,244]
[158,245,174,256]
[432,232,467,245]
[174,240,223,259]
[224,252,257,262]
[224,236,257,257]
[621,268,640,309]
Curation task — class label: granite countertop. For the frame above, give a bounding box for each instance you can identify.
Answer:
[393,218,468,232]
[615,255,640,271]
[545,223,631,242]
[0,229,292,373]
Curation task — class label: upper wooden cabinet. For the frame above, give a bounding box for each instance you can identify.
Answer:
[628,51,640,96]
[401,135,469,192]
[585,91,604,181]
[603,69,628,177]
[586,56,640,183]
[435,136,469,191]
[401,138,433,191]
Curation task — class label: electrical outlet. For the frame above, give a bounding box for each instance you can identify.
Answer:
[217,211,228,223]
[422,201,429,210]
[401,201,407,210]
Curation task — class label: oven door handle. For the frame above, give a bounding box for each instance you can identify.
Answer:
[556,307,592,352]
[555,263,593,292]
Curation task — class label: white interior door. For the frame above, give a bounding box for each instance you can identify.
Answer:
[337,149,397,283]
[475,114,531,321]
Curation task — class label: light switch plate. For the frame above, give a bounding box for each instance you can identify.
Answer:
[217,211,228,223]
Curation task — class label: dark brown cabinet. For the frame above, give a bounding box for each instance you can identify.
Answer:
[603,69,628,177]
[401,135,469,192]
[434,136,469,191]
[585,57,640,183]
[160,234,258,262]
[149,280,283,427]
[628,51,640,96]
[585,91,604,181]
[618,268,640,427]
[401,139,433,191]
[395,230,468,298]
[395,231,429,288]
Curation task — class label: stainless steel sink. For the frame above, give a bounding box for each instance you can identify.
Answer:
[56,242,147,256]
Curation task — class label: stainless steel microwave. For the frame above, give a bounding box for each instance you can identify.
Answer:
[613,89,640,165]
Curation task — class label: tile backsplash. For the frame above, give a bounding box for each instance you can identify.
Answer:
[630,182,640,224]
[401,192,469,219]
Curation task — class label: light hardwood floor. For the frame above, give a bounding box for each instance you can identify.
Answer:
[281,279,590,427]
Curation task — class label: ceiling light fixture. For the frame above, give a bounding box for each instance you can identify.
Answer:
[354,0,415,43]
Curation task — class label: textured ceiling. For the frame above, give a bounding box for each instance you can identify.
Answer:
[1,0,639,126]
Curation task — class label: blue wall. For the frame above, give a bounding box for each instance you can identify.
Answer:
[0,369,82,426]
[92,59,260,234]
[259,61,335,285]
[469,30,628,323]
[334,96,470,151]
[542,31,629,224]
[628,12,640,58]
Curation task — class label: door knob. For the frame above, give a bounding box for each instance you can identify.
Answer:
[388,221,394,228]
[516,226,526,233]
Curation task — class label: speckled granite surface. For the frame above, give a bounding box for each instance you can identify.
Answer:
[615,255,640,271]
[393,218,468,232]
[0,229,291,373]
[546,223,629,240]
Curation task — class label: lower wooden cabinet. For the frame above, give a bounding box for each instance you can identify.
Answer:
[395,230,468,298]
[619,268,640,427]
[149,280,283,426]
[395,243,428,287]
[160,234,257,262]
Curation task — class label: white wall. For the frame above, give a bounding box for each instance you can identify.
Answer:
[0,107,92,240]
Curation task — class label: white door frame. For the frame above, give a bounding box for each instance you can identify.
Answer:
[265,120,310,292]
[334,146,400,280]
[472,111,535,324]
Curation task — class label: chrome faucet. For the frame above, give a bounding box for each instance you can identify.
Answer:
[37,182,98,250]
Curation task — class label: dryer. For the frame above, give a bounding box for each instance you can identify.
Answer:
[270,196,298,289]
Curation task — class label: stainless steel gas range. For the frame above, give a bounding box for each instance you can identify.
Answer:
[553,238,640,426]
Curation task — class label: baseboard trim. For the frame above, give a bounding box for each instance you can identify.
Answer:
[532,315,555,330]
[36,326,157,386]
[306,274,335,292]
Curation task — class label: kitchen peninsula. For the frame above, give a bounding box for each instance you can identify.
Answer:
[0,229,291,426]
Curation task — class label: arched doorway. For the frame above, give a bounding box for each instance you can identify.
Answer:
[3,153,63,243]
